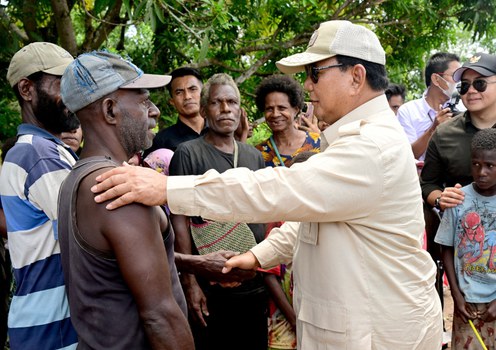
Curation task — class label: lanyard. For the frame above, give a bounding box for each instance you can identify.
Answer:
[233,140,238,168]
[269,136,286,167]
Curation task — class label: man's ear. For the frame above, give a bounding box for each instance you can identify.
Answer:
[200,106,207,119]
[350,64,367,93]
[169,97,176,107]
[430,73,441,88]
[101,97,118,125]
[17,78,34,102]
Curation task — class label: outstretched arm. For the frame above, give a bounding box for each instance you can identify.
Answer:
[224,221,298,273]
[175,251,256,282]
[94,138,383,225]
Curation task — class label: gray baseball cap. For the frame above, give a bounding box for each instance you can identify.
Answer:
[61,51,171,112]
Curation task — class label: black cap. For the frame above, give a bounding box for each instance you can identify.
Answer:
[453,53,496,82]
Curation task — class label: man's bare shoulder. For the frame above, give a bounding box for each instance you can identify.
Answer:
[76,165,166,251]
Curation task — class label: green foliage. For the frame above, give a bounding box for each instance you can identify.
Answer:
[2,0,496,139]
[0,98,20,141]
[456,0,496,40]
[247,122,271,147]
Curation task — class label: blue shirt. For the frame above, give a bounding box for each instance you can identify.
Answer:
[435,184,496,303]
[0,124,78,350]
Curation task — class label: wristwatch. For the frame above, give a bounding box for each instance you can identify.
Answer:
[434,196,442,210]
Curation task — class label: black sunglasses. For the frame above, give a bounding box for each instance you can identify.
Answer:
[458,79,496,95]
[305,63,343,84]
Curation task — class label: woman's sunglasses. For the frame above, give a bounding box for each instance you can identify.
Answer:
[457,79,496,95]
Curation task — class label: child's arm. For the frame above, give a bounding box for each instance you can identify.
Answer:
[264,274,296,330]
[441,245,477,323]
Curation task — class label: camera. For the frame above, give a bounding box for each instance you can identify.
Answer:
[446,102,458,113]
[446,91,460,113]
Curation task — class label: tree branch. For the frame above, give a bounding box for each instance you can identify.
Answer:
[81,0,125,52]
[354,18,410,26]
[235,50,277,84]
[0,6,29,43]
[190,57,244,72]
[159,1,202,41]
[331,0,355,20]
[234,19,303,83]
[347,0,385,19]
[235,33,310,56]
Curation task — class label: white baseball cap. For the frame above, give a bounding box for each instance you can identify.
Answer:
[276,20,386,74]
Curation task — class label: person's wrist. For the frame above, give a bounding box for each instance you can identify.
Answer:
[434,196,442,210]
[248,250,262,269]
[452,291,465,304]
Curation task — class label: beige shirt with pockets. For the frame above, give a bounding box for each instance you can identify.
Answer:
[168,95,443,349]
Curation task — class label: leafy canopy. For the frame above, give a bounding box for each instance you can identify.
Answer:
[0,0,495,140]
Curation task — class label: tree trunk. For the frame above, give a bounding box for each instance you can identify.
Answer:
[22,0,39,42]
[50,0,78,55]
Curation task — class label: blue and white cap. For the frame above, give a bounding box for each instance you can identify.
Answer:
[61,51,171,112]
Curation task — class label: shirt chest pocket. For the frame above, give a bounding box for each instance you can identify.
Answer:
[299,222,319,245]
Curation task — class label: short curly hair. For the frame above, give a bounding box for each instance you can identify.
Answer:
[472,129,496,153]
[200,73,240,108]
[254,75,305,113]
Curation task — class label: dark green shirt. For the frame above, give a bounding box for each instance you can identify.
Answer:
[420,111,483,201]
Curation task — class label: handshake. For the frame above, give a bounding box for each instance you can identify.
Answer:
[176,249,260,287]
